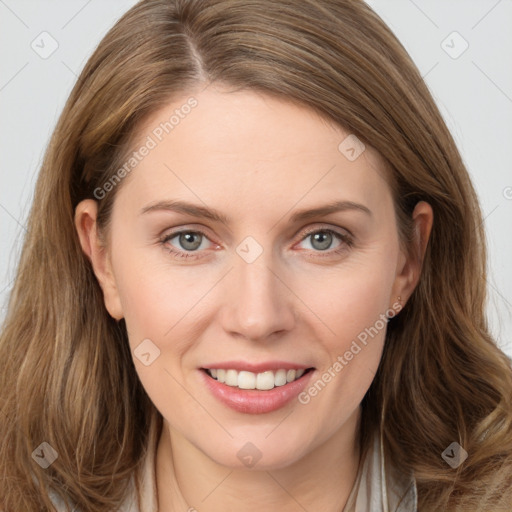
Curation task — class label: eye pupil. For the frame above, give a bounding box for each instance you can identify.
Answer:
[311,231,332,251]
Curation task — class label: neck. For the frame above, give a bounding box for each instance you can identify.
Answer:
[155,407,362,511]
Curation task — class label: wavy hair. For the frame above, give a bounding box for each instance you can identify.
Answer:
[1,0,511,510]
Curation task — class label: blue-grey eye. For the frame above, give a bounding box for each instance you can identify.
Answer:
[177,232,203,251]
[309,231,334,251]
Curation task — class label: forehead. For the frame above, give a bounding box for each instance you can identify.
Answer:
[114,86,393,220]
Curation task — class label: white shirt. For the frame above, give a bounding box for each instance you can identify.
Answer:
[50,422,417,512]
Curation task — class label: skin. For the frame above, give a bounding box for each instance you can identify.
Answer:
[75,85,433,511]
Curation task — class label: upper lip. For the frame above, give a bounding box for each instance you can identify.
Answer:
[201,361,314,373]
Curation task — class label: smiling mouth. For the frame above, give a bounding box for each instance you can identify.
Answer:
[202,367,315,391]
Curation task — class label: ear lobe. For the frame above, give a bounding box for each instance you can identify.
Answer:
[392,201,434,305]
[74,199,124,320]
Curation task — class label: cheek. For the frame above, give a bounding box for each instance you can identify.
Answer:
[303,245,398,349]
[299,244,398,407]
[113,266,167,347]
[110,249,203,422]
[110,243,197,348]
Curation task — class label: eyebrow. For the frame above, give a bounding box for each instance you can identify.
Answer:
[139,199,372,224]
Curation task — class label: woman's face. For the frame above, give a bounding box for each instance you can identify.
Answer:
[80,86,421,469]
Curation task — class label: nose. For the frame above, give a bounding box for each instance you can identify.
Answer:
[220,252,297,343]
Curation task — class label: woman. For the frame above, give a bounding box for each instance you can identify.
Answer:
[1,0,511,511]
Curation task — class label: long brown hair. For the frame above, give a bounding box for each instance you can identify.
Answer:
[1,0,511,510]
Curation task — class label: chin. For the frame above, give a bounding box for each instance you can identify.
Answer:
[197,433,312,471]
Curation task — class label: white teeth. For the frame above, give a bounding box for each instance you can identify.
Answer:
[274,369,287,386]
[238,371,256,389]
[256,371,274,390]
[225,369,238,386]
[206,368,308,390]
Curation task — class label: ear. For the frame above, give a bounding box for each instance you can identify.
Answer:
[74,199,124,320]
[391,201,433,307]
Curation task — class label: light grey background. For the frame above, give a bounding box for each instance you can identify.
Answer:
[1,1,511,356]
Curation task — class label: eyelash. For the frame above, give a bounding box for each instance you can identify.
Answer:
[159,225,354,261]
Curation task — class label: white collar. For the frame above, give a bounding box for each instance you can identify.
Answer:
[343,429,417,512]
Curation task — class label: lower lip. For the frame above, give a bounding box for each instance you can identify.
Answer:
[200,369,314,414]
